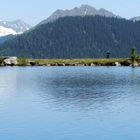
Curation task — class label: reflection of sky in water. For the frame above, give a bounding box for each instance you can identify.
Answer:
[0,67,140,140]
[0,67,18,96]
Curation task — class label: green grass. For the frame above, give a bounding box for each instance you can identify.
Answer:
[18,58,29,66]
[18,58,130,65]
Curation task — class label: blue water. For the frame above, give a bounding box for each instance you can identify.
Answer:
[0,66,140,140]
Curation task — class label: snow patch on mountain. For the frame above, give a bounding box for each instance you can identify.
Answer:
[0,26,17,37]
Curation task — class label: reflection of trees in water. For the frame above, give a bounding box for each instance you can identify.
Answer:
[10,67,140,112]
[36,73,128,111]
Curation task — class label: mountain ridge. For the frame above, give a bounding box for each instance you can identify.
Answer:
[38,4,117,25]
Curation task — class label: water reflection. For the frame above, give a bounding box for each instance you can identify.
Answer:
[0,67,18,96]
[21,67,140,112]
[0,67,140,140]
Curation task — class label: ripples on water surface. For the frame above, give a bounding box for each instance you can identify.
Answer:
[0,67,140,140]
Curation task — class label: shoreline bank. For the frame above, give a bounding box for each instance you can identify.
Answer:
[0,57,139,67]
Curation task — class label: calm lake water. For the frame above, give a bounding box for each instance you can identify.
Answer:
[0,66,140,140]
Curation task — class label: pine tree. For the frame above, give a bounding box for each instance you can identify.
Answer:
[131,47,138,63]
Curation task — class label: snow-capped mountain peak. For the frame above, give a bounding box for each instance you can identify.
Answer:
[0,20,32,36]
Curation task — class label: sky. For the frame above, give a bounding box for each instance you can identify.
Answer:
[0,0,140,26]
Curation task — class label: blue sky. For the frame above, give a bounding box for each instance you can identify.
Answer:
[0,0,140,25]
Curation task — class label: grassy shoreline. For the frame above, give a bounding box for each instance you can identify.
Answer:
[0,57,138,66]
[17,58,133,66]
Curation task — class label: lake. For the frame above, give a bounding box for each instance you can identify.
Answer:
[0,66,140,140]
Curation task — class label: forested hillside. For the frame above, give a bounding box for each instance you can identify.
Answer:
[0,16,140,58]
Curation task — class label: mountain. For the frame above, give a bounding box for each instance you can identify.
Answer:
[39,5,117,25]
[0,35,15,44]
[130,16,140,21]
[0,16,140,58]
[0,20,32,43]
[0,20,32,34]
